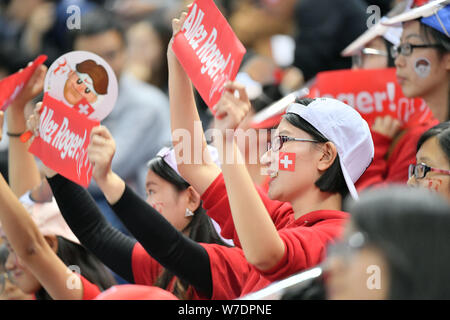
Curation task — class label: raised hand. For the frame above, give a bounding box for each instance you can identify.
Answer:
[87,126,116,184]
[167,11,188,61]
[212,81,251,137]
[371,115,402,139]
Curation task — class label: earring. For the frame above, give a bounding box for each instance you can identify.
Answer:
[185,208,194,217]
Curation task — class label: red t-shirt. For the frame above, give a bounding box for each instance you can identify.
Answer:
[199,174,349,299]
[131,243,205,300]
[356,119,439,190]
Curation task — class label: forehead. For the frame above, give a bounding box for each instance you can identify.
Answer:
[417,136,449,166]
[278,117,311,137]
[401,20,424,41]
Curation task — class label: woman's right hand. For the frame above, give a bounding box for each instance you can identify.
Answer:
[167,11,188,63]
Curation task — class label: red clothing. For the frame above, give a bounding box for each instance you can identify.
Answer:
[31,275,101,300]
[200,174,349,299]
[79,275,102,300]
[131,242,204,299]
[356,120,439,190]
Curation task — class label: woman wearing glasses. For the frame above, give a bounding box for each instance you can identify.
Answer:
[407,121,450,201]
[326,185,450,299]
[339,1,440,190]
[387,2,449,122]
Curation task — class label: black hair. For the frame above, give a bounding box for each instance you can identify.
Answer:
[146,156,229,299]
[282,98,349,199]
[416,121,450,162]
[70,8,126,50]
[344,186,450,299]
[383,38,396,68]
[35,236,116,300]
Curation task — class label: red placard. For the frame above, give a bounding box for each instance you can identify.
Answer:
[172,0,246,110]
[0,55,47,111]
[29,93,99,187]
[308,68,435,129]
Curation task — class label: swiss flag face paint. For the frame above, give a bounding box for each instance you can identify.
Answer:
[279,152,296,172]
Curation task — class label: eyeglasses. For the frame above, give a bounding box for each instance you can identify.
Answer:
[408,163,450,180]
[326,231,367,262]
[268,135,319,152]
[352,48,388,68]
[390,42,443,58]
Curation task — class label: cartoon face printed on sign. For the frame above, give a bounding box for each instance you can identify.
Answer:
[45,51,118,121]
[63,60,109,105]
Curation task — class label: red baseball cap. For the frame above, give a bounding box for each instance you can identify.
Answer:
[94,285,179,300]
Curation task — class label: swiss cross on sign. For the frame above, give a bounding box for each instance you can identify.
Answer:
[74,99,94,116]
[279,152,296,172]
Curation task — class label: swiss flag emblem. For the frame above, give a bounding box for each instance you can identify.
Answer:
[74,99,94,116]
[279,152,296,172]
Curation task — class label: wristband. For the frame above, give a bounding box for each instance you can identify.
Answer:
[6,131,24,137]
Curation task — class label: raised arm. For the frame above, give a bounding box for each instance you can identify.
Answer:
[87,125,214,298]
[167,12,221,195]
[212,84,285,271]
[6,64,47,196]
[0,113,86,300]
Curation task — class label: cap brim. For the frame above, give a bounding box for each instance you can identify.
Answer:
[382,0,449,25]
[339,157,359,200]
[342,23,389,56]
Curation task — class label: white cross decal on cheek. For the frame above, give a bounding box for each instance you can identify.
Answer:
[280,155,293,169]
[78,104,90,115]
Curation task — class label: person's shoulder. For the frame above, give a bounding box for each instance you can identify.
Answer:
[119,73,169,107]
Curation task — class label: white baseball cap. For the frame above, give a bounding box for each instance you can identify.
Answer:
[286,98,374,200]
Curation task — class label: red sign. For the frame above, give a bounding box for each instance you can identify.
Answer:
[308,68,435,129]
[279,152,296,172]
[172,0,246,110]
[29,93,99,187]
[0,55,47,111]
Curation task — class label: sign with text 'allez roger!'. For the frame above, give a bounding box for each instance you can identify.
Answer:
[29,93,99,187]
[172,0,246,110]
[308,68,435,129]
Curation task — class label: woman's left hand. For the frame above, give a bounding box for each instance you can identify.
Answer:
[213,81,251,137]
[87,126,116,184]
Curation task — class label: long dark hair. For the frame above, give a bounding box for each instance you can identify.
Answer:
[344,186,450,299]
[35,237,116,300]
[146,156,229,299]
[282,98,349,199]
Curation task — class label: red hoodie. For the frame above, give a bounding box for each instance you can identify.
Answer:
[198,174,349,299]
[356,120,439,190]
